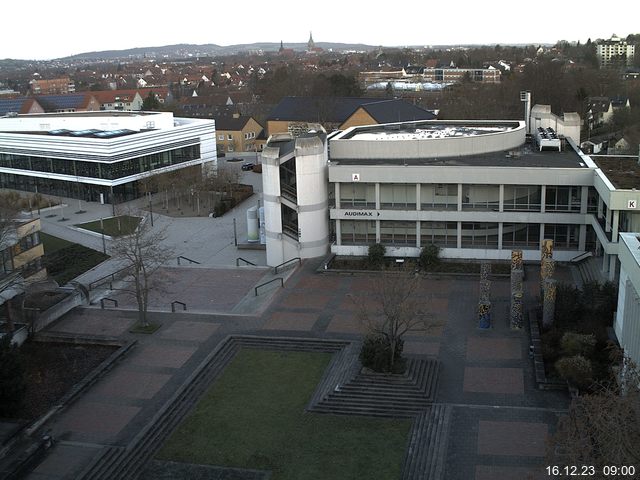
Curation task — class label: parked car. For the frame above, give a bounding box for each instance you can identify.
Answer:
[241,162,255,171]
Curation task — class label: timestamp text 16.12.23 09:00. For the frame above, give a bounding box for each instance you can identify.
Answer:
[546,465,636,476]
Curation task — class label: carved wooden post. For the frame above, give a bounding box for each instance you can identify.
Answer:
[542,279,557,328]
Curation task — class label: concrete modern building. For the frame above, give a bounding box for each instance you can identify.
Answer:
[615,233,640,367]
[261,128,330,267]
[328,120,602,263]
[596,34,636,67]
[260,114,640,282]
[0,111,216,203]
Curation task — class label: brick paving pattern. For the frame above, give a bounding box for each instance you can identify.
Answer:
[24,259,574,480]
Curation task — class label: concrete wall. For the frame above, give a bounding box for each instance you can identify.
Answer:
[529,105,581,145]
[615,233,640,366]
[330,121,525,160]
[295,135,329,259]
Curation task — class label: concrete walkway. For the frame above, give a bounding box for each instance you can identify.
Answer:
[25,259,570,480]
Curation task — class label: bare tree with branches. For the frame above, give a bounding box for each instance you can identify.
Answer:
[0,198,24,334]
[353,269,440,372]
[111,215,174,327]
[548,354,640,473]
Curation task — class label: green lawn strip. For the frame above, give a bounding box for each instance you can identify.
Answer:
[75,215,141,237]
[39,232,73,255]
[158,349,411,480]
[41,234,109,285]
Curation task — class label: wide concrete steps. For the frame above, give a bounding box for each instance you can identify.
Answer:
[401,404,453,480]
[310,358,440,418]
[577,257,604,286]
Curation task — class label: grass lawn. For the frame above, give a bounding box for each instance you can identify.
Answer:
[40,232,73,254]
[75,215,141,237]
[40,233,109,285]
[157,349,411,480]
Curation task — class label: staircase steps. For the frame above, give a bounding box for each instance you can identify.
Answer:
[309,359,440,418]
[401,404,453,480]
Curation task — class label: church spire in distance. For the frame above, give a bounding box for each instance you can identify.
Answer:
[308,31,315,50]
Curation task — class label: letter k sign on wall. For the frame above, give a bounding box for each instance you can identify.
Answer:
[628,200,637,209]
[352,173,360,182]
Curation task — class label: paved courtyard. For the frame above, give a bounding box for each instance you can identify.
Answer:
[26,259,569,480]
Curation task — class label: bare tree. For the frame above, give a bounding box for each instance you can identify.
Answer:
[0,197,24,334]
[548,354,640,472]
[353,270,440,372]
[111,215,174,327]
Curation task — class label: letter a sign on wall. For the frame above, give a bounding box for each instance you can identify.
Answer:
[352,173,360,182]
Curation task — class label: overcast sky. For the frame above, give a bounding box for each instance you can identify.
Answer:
[2,0,638,60]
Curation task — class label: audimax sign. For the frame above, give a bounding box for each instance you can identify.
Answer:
[344,210,380,217]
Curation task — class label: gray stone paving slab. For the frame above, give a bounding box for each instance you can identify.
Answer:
[27,443,101,479]
[477,420,548,456]
[475,465,547,480]
[158,320,220,342]
[466,337,522,361]
[53,402,141,442]
[88,370,172,400]
[129,344,198,369]
[109,267,266,313]
[47,310,135,336]
[463,367,524,395]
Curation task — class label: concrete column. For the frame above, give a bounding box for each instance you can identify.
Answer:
[579,224,587,251]
[335,182,341,209]
[416,184,421,211]
[602,253,609,274]
[375,183,380,210]
[598,197,604,219]
[457,221,462,249]
[580,186,589,214]
[539,224,545,249]
[542,279,557,328]
[457,183,463,211]
[499,184,504,213]
[335,219,342,246]
[540,185,546,213]
[609,254,617,282]
[376,220,380,243]
[612,210,620,240]
[605,207,612,232]
[498,223,503,250]
[416,221,421,248]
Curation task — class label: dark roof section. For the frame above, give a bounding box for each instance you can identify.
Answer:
[330,143,586,169]
[34,94,92,111]
[0,98,34,116]
[267,97,387,123]
[267,97,436,125]
[215,116,255,131]
[358,99,437,123]
[592,156,640,189]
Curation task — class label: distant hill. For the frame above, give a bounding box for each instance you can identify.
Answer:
[62,42,380,60]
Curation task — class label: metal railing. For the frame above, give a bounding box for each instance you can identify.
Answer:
[177,256,201,265]
[569,251,593,263]
[274,257,301,274]
[254,277,283,296]
[171,301,187,312]
[100,298,118,309]
[236,257,257,266]
[89,266,130,291]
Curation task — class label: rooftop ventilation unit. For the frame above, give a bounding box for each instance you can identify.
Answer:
[535,127,561,151]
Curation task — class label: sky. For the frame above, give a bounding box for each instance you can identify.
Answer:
[2,0,638,60]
